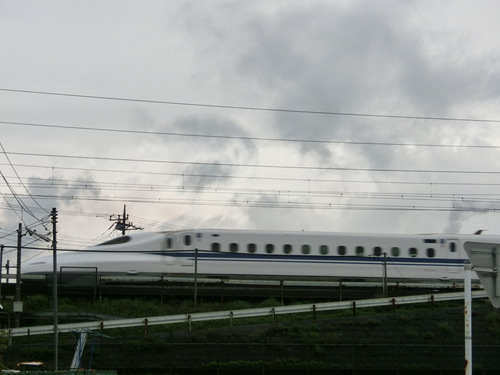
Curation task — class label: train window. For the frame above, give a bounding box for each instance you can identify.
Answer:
[424,239,437,244]
[373,246,382,256]
[96,236,131,246]
[426,248,435,258]
[211,242,220,252]
[391,247,400,257]
[166,237,172,249]
[356,246,364,256]
[184,235,191,246]
[248,243,257,253]
[320,245,328,255]
[230,243,238,253]
[338,245,346,256]
[409,248,418,257]
[302,244,310,254]
[283,244,292,254]
[266,244,274,254]
[449,242,456,252]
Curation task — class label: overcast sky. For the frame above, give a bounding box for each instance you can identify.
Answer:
[1,0,500,261]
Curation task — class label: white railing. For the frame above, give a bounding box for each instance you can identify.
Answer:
[7,290,487,337]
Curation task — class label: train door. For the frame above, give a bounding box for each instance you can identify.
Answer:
[447,239,460,273]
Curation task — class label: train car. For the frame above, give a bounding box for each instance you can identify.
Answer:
[20,229,491,285]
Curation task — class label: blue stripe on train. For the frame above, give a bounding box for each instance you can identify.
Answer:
[158,251,465,267]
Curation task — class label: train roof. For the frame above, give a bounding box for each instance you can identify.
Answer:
[91,228,500,247]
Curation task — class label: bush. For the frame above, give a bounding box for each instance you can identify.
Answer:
[24,295,51,311]
[436,321,453,338]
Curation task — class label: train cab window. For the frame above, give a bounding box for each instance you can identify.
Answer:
[337,245,346,256]
[356,246,364,256]
[320,245,328,255]
[283,244,292,254]
[247,243,257,253]
[211,242,220,252]
[449,242,456,252]
[426,248,435,258]
[184,235,191,246]
[391,247,400,257]
[266,244,274,254]
[230,243,238,253]
[166,237,173,249]
[97,236,131,246]
[409,247,418,257]
[302,244,311,254]
[373,246,382,256]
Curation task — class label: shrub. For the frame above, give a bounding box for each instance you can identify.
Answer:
[436,321,453,338]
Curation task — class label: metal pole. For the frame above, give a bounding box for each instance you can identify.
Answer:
[51,208,58,371]
[15,223,22,328]
[383,253,388,298]
[464,260,472,375]
[194,248,198,309]
[0,244,4,299]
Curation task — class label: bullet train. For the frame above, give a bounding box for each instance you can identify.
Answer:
[20,229,493,285]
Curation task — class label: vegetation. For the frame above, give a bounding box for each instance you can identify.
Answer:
[2,295,500,372]
[0,331,8,370]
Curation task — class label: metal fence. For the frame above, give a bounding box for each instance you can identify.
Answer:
[8,290,487,337]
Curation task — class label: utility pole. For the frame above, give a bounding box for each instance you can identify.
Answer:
[0,244,4,300]
[194,248,198,309]
[464,260,472,375]
[51,208,58,371]
[14,223,23,328]
[382,253,388,298]
[109,205,143,235]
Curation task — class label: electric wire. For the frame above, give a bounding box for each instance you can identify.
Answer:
[6,192,497,212]
[0,142,49,216]
[7,151,500,175]
[3,162,500,189]
[5,178,500,206]
[2,88,500,123]
[4,162,500,187]
[0,120,498,149]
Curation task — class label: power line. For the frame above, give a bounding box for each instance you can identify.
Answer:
[5,176,500,205]
[0,120,498,149]
[7,191,498,213]
[7,151,500,175]
[0,170,37,222]
[0,142,49,216]
[2,88,500,123]
[3,162,500,188]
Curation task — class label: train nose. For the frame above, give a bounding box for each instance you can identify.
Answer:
[22,259,50,274]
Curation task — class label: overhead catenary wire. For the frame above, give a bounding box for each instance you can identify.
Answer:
[7,151,500,175]
[5,162,500,187]
[4,176,500,206]
[5,192,497,213]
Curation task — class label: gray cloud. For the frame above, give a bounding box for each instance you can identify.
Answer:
[163,113,257,186]
[2,1,500,247]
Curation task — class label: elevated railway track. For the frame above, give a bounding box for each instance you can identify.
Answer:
[15,274,478,301]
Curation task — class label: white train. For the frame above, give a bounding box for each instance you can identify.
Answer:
[20,229,491,284]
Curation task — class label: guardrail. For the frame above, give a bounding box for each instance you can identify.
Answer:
[8,290,487,337]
